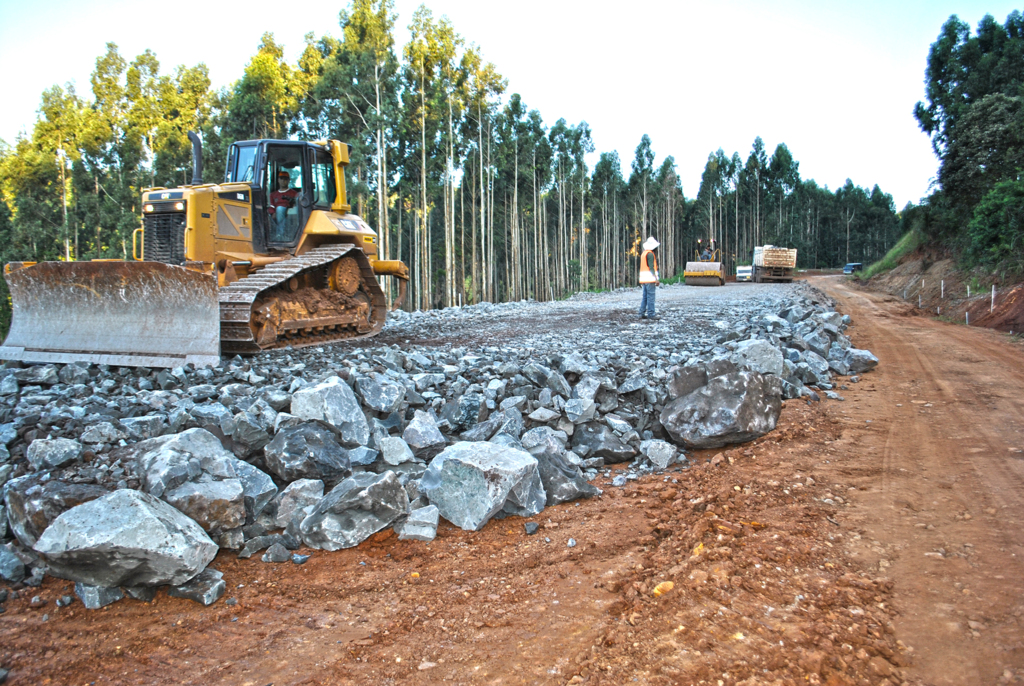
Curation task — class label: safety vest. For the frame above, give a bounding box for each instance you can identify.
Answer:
[639,250,659,284]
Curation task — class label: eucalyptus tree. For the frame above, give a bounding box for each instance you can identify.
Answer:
[226,33,298,141]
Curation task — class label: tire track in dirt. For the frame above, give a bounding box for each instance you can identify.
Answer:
[813,276,1024,686]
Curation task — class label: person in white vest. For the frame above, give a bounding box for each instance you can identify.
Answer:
[638,236,660,320]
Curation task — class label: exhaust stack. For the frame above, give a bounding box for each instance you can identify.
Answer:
[187,131,203,185]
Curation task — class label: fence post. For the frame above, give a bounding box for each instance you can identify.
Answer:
[992,285,996,313]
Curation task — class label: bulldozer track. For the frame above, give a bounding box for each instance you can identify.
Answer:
[219,244,385,355]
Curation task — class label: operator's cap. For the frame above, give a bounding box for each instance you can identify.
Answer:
[643,236,660,251]
[277,170,290,178]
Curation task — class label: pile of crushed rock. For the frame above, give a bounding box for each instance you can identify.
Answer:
[0,282,876,611]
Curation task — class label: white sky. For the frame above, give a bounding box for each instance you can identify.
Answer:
[1,0,1019,208]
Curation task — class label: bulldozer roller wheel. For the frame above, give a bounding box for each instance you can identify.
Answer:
[329,257,361,296]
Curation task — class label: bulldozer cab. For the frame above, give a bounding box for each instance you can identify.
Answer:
[224,140,343,252]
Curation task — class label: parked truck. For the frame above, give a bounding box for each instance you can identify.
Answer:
[752,245,797,283]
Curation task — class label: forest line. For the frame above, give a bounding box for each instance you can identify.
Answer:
[0,0,904,318]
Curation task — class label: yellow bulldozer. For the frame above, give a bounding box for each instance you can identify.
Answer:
[0,133,409,368]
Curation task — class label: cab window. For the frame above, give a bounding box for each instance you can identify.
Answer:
[226,144,257,183]
[310,150,336,208]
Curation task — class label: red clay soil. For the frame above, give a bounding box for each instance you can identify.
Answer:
[2,277,1023,685]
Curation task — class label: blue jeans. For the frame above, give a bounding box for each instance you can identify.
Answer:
[639,283,656,317]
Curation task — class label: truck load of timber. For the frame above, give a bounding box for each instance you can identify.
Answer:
[752,245,797,283]
[0,133,410,368]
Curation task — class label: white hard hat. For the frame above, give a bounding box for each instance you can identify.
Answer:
[643,236,660,251]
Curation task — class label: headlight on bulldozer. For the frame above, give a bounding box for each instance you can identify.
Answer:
[144,204,154,213]
[174,202,185,211]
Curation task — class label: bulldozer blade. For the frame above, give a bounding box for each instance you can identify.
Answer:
[0,261,221,369]
[684,261,725,287]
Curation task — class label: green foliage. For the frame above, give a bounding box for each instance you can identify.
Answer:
[0,0,906,329]
[966,178,1024,271]
[912,10,1024,267]
[860,228,925,279]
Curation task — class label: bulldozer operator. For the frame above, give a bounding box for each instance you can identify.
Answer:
[270,169,299,240]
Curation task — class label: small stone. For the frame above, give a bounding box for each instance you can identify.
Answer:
[167,568,225,605]
[567,538,577,548]
[524,522,539,535]
[612,475,627,487]
[225,597,238,606]
[29,595,47,608]
[124,586,157,602]
[261,543,291,563]
[56,595,74,607]
[74,583,124,610]
[291,553,311,565]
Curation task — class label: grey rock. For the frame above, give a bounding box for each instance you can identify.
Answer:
[81,422,124,444]
[273,412,303,433]
[355,373,406,413]
[273,479,324,528]
[379,436,417,466]
[291,553,311,564]
[348,446,378,466]
[524,521,539,535]
[130,428,236,499]
[441,393,485,432]
[230,459,277,523]
[124,586,157,602]
[229,411,270,457]
[660,370,782,449]
[167,568,225,606]
[618,372,646,394]
[521,426,567,451]
[59,363,91,386]
[237,534,283,559]
[573,374,609,403]
[74,583,124,610]
[803,350,831,385]
[494,407,525,439]
[4,476,109,547]
[459,413,504,441]
[571,423,636,463]
[299,471,410,551]
[527,435,601,506]
[420,441,546,531]
[403,410,446,457]
[33,489,218,587]
[396,504,439,542]
[261,388,292,412]
[546,371,572,398]
[731,339,784,376]
[290,376,370,447]
[26,438,82,471]
[14,364,59,385]
[0,547,25,583]
[164,479,246,535]
[802,329,831,357]
[0,375,17,396]
[528,407,560,423]
[263,422,352,486]
[611,475,627,487]
[846,348,879,373]
[121,415,167,441]
[261,543,291,563]
[499,395,527,412]
[564,398,597,425]
[640,439,678,469]
[190,402,234,434]
[217,527,244,550]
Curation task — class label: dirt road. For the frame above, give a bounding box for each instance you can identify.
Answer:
[812,275,1024,685]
